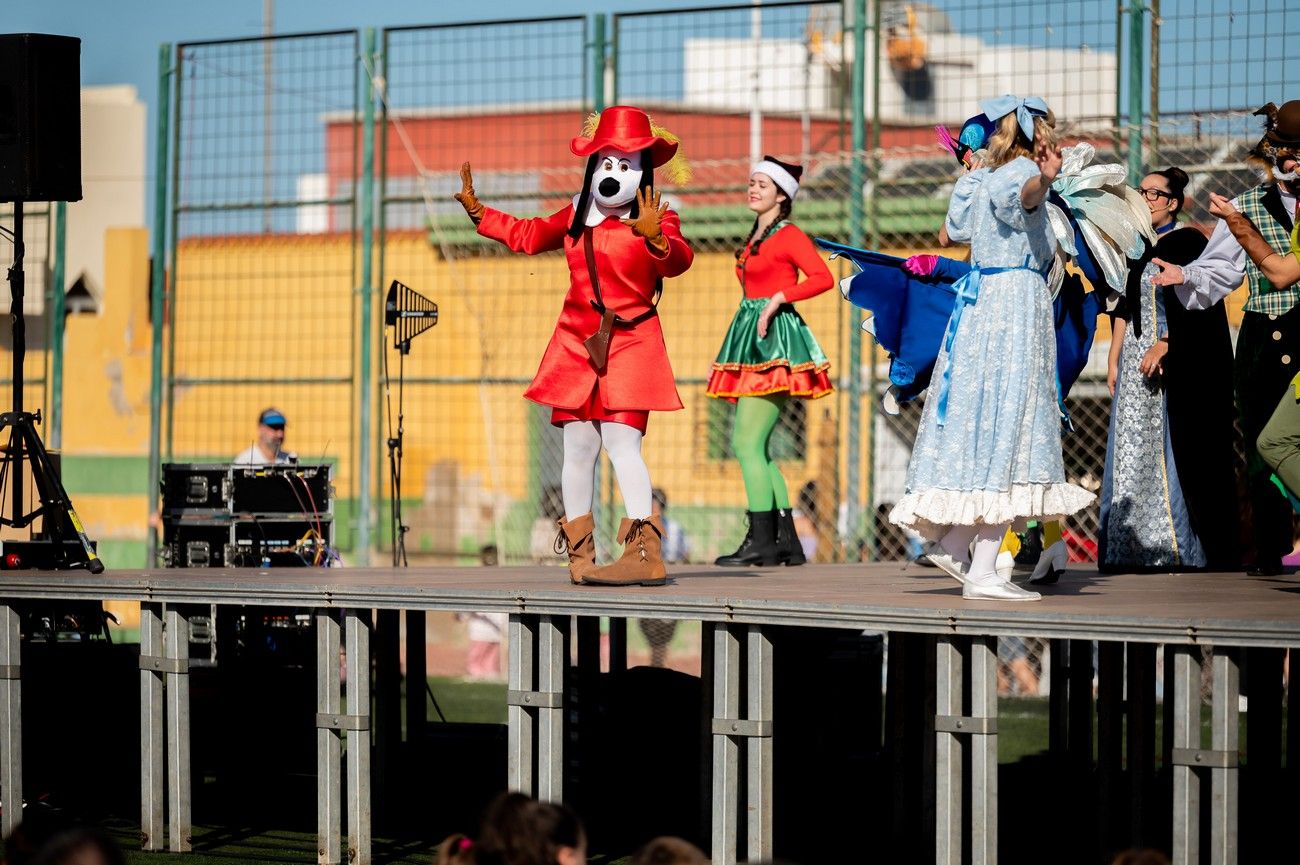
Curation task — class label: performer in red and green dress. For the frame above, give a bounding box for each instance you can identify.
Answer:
[706,156,834,566]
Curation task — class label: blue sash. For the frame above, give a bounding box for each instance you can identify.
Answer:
[935,259,1048,427]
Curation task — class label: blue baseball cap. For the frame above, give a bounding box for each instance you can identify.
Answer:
[258,408,287,427]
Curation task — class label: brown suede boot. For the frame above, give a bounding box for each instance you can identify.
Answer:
[555,513,598,585]
[584,515,668,587]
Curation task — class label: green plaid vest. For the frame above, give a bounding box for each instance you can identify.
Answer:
[1237,185,1299,316]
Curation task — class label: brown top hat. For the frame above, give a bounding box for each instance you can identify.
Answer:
[1264,100,1300,148]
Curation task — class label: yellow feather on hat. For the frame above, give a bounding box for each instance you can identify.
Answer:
[580,110,693,186]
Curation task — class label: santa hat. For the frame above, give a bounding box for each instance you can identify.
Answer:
[752,155,803,199]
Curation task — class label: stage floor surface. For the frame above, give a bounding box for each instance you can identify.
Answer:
[1,562,1298,647]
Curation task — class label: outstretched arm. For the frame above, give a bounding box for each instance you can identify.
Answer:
[1209,192,1300,289]
[1020,140,1062,211]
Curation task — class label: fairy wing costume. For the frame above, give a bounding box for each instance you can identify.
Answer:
[821,142,1153,421]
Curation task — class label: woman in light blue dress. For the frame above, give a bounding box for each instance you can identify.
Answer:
[889,96,1095,601]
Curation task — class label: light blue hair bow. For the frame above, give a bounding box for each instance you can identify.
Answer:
[980,94,1049,143]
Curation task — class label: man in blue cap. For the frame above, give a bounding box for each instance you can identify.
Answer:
[232,407,296,465]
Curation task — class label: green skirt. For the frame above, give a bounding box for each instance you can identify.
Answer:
[706,298,833,402]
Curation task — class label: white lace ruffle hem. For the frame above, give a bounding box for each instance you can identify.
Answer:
[890,482,1096,541]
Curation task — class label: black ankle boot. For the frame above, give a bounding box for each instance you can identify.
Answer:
[715,510,780,566]
[775,508,806,566]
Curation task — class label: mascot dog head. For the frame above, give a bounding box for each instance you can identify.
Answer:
[566,106,689,238]
[1247,100,1300,186]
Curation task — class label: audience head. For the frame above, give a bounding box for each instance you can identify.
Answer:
[629,836,706,865]
[3,815,125,865]
[1109,850,1172,865]
[437,793,585,865]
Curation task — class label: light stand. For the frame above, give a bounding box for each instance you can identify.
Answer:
[0,201,103,572]
[382,279,437,567]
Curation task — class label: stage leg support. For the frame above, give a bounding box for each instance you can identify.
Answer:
[506,613,565,802]
[1169,645,1239,865]
[1208,649,1239,865]
[710,623,774,865]
[140,603,164,851]
[316,612,343,865]
[344,611,372,865]
[935,634,999,865]
[163,607,192,852]
[745,626,773,861]
[0,605,21,841]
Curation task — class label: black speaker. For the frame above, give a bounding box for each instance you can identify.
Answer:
[0,33,82,202]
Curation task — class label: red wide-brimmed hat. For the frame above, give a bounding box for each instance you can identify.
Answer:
[570,105,679,167]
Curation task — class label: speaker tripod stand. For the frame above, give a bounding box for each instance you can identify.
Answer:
[0,201,102,572]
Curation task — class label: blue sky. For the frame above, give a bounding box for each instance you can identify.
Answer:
[10,0,1295,230]
[7,0,716,223]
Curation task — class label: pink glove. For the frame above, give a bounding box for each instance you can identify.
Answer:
[903,254,939,276]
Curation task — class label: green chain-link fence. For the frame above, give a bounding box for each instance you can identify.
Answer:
[149,0,1300,570]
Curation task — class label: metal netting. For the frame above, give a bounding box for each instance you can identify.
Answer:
[376,17,590,561]
[151,0,1299,573]
[166,30,361,544]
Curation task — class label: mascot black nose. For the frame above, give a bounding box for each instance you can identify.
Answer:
[598,177,621,197]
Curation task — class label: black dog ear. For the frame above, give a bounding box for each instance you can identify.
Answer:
[1254,102,1280,126]
[568,154,600,239]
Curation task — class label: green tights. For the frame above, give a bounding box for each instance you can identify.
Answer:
[732,394,791,512]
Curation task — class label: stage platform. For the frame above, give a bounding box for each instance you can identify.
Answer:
[0,562,1297,645]
[0,563,1294,865]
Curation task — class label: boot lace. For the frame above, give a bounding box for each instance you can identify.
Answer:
[622,519,662,561]
[553,529,570,556]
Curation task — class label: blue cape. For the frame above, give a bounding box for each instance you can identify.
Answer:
[817,238,1101,413]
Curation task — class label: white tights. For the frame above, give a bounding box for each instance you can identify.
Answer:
[561,421,653,521]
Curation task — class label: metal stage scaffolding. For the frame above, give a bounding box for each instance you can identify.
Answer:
[0,564,1295,865]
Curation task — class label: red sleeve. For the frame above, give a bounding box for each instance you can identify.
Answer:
[778,225,835,303]
[477,204,572,255]
[646,209,694,278]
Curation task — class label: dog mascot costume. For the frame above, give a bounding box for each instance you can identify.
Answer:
[455,106,692,586]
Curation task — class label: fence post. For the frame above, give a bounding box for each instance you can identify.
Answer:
[147,43,172,563]
[1148,0,1160,164]
[1126,1,1147,184]
[357,28,377,563]
[592,14,607,112]
[49,201,66,450]
[845,0,868,560]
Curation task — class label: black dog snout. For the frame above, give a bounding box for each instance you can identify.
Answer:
[598,177,621,197]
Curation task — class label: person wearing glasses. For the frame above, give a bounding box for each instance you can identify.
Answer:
[1151,102,1300,575]
[1098,168,1238,571]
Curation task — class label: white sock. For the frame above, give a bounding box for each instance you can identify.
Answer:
[968,524,1010,585]
[940,524,978,563]
[599,421,653,520]
[561,421,602,520]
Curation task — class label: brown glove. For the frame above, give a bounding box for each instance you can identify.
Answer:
[453,162,485,224]
[620,187,670,255]
[1223,211,1279,269]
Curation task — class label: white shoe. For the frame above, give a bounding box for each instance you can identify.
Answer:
[1028,540,1068,584]
[962,578,1042,602]
[924,545,970,585]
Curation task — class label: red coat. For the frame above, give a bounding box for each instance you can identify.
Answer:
[477,202,693,411]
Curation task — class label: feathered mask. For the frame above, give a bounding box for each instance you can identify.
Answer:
[936,115,996,170]
[1247,102,1300,183]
